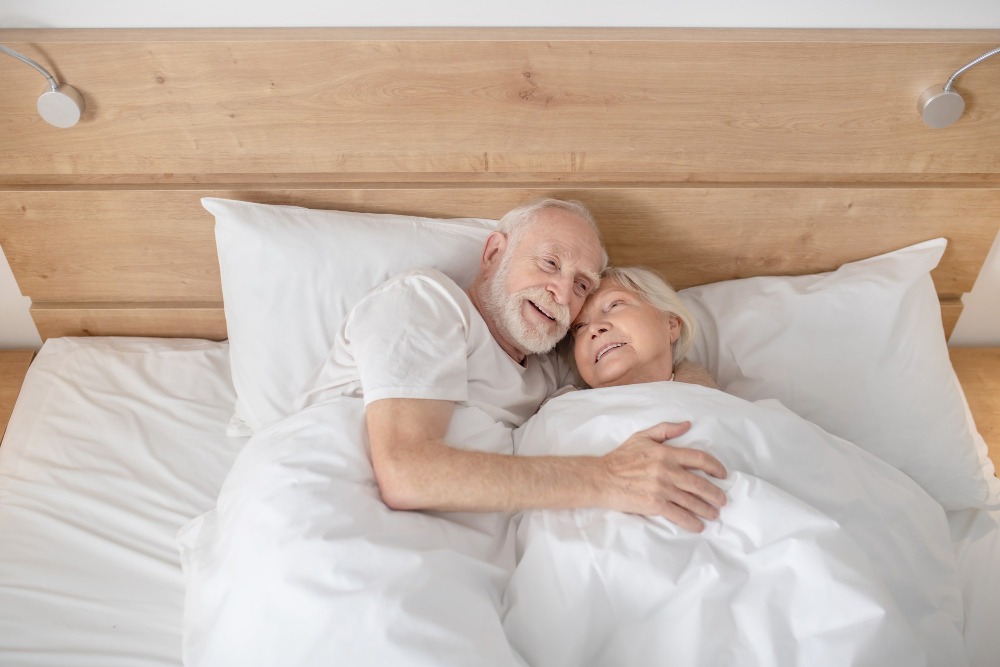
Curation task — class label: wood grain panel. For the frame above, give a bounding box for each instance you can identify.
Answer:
[1,30,997,344]
[950,347,1000,474]
[30,303,227,341]
[2,187,997,305]
[1,29,999,183]
[0,350,33,440]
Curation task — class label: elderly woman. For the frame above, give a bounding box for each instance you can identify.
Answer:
[503,266,963,667]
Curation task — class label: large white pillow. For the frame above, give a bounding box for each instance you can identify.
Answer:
[206,198,495,434]
[680,238,1000,511]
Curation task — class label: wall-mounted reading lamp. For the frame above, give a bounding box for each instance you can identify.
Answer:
[1,44,85,128]
[919,46,1000,129]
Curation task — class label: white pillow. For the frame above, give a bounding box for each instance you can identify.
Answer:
[680,238,1000,511]
[205,198,495,434]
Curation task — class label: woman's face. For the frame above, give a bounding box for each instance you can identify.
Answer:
[571,281,681,389]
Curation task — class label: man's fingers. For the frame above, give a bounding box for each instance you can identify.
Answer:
[660,483,726,532]
[677,496,718,523]
[607,424,731,529]
[660,504,706,533]
[636,422,728,480]
[672,447,728,480]
[671,481,724,519]
[641,420,692,442]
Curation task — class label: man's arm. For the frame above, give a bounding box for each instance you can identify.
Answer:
[366,398,727,532]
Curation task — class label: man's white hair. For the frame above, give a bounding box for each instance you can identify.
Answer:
[497,198,609,270]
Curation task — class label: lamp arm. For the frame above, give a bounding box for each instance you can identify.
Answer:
[944,46,1000,92]
[0,44,59,92]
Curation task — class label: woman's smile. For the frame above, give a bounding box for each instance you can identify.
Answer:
[595,341,627,363]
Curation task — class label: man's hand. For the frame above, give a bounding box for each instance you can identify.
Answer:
[599,421,728,532]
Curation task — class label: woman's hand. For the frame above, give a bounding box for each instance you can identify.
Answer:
[599,421,728,532]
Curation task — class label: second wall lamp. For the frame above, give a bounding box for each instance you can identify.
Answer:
[919,45,1000,128]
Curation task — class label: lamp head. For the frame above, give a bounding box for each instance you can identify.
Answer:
[37,83,85,128]
[918,84,965,129]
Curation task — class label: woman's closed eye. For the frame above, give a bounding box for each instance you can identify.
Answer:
[605,299,625,312]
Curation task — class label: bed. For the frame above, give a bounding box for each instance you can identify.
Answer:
[1,27,999,666]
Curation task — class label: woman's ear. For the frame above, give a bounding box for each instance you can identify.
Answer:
[667,314,682,344]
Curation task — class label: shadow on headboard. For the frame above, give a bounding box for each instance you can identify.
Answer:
[1,28,998,340]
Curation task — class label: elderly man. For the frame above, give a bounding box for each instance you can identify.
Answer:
[180,198,728,667]
[327,197,727,527]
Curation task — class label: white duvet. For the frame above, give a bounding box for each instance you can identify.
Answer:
[180,381,969,667]
[179,397,526,667]
[505,383,968,667]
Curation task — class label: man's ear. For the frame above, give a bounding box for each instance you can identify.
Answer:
[481,231,508,271]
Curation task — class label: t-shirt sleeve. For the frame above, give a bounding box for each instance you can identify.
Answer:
[345,274,470,405]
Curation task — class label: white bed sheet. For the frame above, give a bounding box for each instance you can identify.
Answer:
[0,337,245,667]
[0,336,997,666]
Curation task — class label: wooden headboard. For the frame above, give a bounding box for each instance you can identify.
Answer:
[1,28,999,340]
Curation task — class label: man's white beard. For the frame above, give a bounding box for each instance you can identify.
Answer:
[482,252,571,356]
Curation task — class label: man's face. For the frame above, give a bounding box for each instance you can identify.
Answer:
[482,208,604,358]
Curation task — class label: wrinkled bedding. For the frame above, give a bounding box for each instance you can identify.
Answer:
[0,339,988,667]
[180,379,970,666]
[505,383,968,666]
[178,397,525,667]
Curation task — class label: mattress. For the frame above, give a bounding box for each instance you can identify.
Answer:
[0,337,246,667]
[0,336,997,666]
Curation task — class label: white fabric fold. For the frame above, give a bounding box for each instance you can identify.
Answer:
[505,382,968,667]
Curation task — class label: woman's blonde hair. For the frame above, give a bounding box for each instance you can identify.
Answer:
[601,266,696,366]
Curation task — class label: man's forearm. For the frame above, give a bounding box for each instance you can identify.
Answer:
[374,437,607,513]
[366,398,726,529]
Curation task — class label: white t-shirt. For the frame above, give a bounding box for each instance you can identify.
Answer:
[297,268,566,436]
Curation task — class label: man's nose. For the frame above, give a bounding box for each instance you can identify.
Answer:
[548,274,574,305]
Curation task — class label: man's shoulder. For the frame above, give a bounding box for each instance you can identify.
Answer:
[349,267,475,332]
[373,267,468,301]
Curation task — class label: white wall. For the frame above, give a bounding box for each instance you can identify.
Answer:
[5,0,1000,29]
[2,1,999,348]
